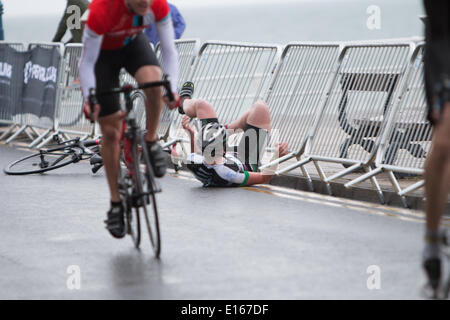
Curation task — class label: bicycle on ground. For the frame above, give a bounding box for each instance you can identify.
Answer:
[4,136,103,175]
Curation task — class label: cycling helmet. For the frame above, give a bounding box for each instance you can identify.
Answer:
[199,122,227,157]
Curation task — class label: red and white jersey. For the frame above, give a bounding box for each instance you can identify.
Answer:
[87,0,170,50]
[79,0,179,101]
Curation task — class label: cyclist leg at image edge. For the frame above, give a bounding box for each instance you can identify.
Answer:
[422,0,450,292]
[423,102,450,293]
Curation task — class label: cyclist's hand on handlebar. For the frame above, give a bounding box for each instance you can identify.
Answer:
[163,93,180,110]
[83,102,100,123]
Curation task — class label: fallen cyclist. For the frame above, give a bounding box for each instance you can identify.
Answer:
[176,81,289,187]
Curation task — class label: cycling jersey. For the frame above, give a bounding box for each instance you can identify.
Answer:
[79,0,179,101]
[186,153,250,188]
[87,0,169,50]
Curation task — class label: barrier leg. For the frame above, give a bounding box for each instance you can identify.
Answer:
[28,128,51,149]
[276,157,311,175]
[5,125,27,144]
[0,124,17,140]
[313,160,332,196]
[36,130,58,149]
[398,180,425,197]
[345,167,383,189]
[387,170,408,208]
[324,162,362,183]
[365,166,385,205]
[300,166,314,192]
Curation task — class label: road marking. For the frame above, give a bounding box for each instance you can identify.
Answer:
[168,169,450,227]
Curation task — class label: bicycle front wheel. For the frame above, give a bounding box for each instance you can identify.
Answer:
[4,148,80,175]
[132,133,161,258]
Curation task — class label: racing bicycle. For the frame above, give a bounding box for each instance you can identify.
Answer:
[4,136,103,175]
[89,75,175,258]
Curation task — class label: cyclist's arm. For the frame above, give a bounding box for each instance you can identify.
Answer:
[79,26,103,102]
[155,15,179,93]
[242,142,290,186]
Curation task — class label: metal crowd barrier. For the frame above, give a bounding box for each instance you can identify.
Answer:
[118,40,200,144]
[186,41,282,124]
[274,43,414,203]
[172,40,282,154]
[5,42,65,148]
[156,39,200,143]
[0,41,27,141]
[262,43,341,190]
[0,39,436,206]
[54,44,94,142]
[345,44,430,207]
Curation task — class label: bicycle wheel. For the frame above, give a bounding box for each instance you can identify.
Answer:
[132,133,161,258]
[118,160,141,248]
[4,147,81,175]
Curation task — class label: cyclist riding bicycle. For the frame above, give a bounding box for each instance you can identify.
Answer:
[79,0,179,239]
[422,0,450,298]
[177,82,289,187]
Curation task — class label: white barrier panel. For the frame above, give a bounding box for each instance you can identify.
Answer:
[186,41,282,125]
[345,44,430,206]
[120,40,200,140]
[156,39,200,139]
[309,44,412,163]
[379,44,430,172]
[266,43,341,158]
[275,43,414,202]
[56,44,94,139]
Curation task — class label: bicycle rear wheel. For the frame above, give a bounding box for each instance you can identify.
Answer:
[4,148,81,175]
[119,162,141,248]
[132,133,161,258]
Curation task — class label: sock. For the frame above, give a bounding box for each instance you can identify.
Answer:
[423,230,442,260]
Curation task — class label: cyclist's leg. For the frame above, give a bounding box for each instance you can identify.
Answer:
[424,103,450,232]
[98,112,123,203]
[123,33,168,177]
[95,49,123,203]
[422,0,450,290]
[181,98,218,120]
[134,65,163,142]
[124,33,162,143]
[232,101,270,172]
[94,49,126,238]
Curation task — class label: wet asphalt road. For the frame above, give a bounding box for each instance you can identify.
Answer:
[0,144,434,299]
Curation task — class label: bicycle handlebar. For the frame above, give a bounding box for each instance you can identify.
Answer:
[88,75,174,112]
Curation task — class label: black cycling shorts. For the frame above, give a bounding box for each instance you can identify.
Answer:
[199,118,268,172]
[424,0,450,124]
[95,32,160,117]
